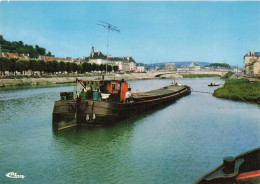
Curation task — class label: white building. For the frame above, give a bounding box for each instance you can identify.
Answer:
[164,63,177,71]
[136,66,145,72]
[243,50,260,75]
[188,62,201,71]
[86,46,136,72]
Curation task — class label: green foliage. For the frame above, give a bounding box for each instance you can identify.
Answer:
[0,57,117,76]
[59,61,66,73]
[0,57,11,72]
[38,60,46,74]
[82,62,92,72]
[16,59,30,74]
[99,64,105,72]
[213,79,260,103]
[107,65,112,72]
[0,35,52,58]
[113,65,119,72]
[9,58,18,73]
[65,62,72,73]
[221,71,234,79]
[209,63,230,69]
[35,45,46,55]
[92,63,98,71]
[182,74,221,78]
[77,64,83,74]
[46,60,59,74]
[71,63,77,73]
[30,60,39,73]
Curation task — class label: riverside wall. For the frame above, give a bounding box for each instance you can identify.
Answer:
[0,73,157,86]
[0,71,226,86]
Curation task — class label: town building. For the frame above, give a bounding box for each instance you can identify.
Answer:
[243,50,260,75]
[164,63,177,71]
[136,66,145,72]
[39,55,73,63]
[85,46,136,72]
[1,52,30,60]
[188,62,201,71]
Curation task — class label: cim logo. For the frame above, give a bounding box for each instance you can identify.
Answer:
[6,172,25,179]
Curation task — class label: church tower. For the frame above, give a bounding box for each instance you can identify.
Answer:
[91,46,94,57]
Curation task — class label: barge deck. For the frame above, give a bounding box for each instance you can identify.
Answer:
[53,79,191,131]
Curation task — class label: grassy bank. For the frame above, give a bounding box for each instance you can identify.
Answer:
[182,74,221,78]
[221,71,234,79]
[213,78,260,103]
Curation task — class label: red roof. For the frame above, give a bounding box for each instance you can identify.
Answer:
[8,53,15,58]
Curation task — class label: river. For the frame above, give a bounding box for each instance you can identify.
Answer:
[0,78,259,184]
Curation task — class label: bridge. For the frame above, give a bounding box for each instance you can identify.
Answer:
[149,70,229,78]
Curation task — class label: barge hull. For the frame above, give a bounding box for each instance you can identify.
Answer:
[53,85,191,130]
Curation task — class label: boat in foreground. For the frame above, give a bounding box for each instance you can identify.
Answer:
[53,78,191,131]
[194,147,260,184]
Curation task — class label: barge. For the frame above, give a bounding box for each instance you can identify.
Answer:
[194,148,260,184]
[53,78,191,131]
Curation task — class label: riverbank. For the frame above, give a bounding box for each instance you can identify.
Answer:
[182,74,221,78]
[213,78,260,104]
[0,73,158,86]
[0,71,226,86]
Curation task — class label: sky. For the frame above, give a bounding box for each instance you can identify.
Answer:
[0,1,260,66]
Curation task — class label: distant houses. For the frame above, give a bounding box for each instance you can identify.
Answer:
[243,50,260,76]
[188,62,201,71]
[1,52,30,60]
[164,63,177,71]
[1,52,74,63]
[39,56,73,63]
[0,45,138,74]
[136,66,145,72]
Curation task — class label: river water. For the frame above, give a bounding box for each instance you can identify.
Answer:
[0,78,259,184]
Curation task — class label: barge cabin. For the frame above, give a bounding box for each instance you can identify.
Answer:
[53,78,191,130]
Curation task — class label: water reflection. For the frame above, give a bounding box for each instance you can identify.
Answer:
[0,78,259,184]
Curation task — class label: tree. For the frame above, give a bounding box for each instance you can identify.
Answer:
[27,45,38,59]
[38,60,46,75]
[16,59,30,75]
[65,62,72,73]
[59,61,66,74]
[0,57,11,76]
[82,62,92,72]
[9,58,18,75]
[35,45,46,56]
[92,63,98,72]
[0,35,4,43]
[209,63,230,69]
[107,65,112,73]
[46,60,59,74]
[71,63,77,73]
[52,60,59,74]
[1,35,54,59]
[113,65,119,72]
[77,64,83,74]
[46,51,53,57]
[100,64,105,72]
[30,60,39,75]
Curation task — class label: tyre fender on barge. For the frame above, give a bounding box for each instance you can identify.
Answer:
[194,148,260,184]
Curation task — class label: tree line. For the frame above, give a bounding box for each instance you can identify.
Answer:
[0,57,119,76]
[209,63,230,69]
[0,35,53,59]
